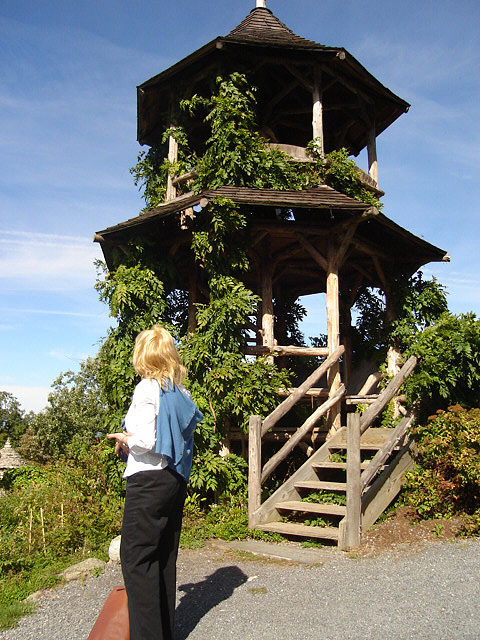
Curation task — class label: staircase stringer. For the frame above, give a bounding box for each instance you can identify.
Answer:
[250,427,346,527]
[361,437,416,532]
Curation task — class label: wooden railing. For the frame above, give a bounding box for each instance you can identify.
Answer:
[248,345,345,524]
[344,355,417,549]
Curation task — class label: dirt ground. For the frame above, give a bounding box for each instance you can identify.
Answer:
[358,506,466,556]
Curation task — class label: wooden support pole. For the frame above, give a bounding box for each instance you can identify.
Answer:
[261,256,275,363]
[326,241,342,435]
[166,128,178,202]
[312,67,324,157]
[345,412,362,549]
[367,125,378,187]
[248,415,262,527]
[244,345,329,357]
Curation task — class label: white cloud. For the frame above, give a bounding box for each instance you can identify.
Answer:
[0,230,103,291]
[0,385,50,413]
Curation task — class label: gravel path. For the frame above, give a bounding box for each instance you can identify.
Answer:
[2,539,480,640]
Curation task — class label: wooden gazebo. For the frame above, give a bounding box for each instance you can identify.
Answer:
[95,1,448,548]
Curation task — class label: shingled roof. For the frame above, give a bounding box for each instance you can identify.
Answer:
[0,438,26,471]
[225,7,332,50]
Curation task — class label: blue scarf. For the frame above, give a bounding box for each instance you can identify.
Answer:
[155,380,203,482]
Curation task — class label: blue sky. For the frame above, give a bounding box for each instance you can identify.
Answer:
[1,0,479,412]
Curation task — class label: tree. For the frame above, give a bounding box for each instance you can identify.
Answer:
[0,391,26,448]
[18,357,107,461]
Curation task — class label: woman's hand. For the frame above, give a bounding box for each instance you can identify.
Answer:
[107,431,132,456]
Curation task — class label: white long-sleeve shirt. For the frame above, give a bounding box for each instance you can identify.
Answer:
[123,378,191,478]
[123,378,167,478]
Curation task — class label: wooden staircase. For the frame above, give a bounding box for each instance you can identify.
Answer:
[248,353,418,550]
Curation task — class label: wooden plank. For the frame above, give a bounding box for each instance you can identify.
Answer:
[248,416,262,527]
[261,345,344,435]
[345,413,361,549]
[261,385,346,483]
[275,501,346,516]
[256,521,339,541]
[312,461,371,471]
[360,355,417,435]
[245,345,329,357]
[294,480,346,491]
[361,412,415,489]
[333,427,393,449]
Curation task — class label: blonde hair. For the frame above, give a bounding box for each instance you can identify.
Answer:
[132,325,186,389]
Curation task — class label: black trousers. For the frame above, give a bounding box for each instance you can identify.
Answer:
[121,467,187,640]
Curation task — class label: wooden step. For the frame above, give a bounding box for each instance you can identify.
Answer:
[313,461,371,471]
[256,521,339,540]
[275,501,346,516]
[294,480,346,491]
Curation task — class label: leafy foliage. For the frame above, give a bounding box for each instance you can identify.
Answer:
[18,358,107,461]
[0,391,27,448]
[404,312,480,420]
[352,271,448,364]
[402,406,480,518]
[181,73,302,192]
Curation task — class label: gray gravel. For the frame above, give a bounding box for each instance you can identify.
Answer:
[2,539,480,640]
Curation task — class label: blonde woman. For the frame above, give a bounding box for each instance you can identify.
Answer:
[108,325,203,640]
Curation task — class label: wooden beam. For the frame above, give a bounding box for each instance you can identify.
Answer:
[262,344,345,435]
[261,250,275,363]
[264,78,299,120]
[372,255,388,292]
[285,63,313,92]
[244,345,329,357]
[296,234,328,271]
[334,220,360,269]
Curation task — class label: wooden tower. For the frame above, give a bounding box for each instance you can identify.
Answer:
[95,2,449,548]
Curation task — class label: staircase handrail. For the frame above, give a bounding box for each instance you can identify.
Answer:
[360,411,415,490]
[359,355,417,435]
[261,345,345,436]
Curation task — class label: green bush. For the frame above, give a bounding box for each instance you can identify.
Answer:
[402,405,480,518]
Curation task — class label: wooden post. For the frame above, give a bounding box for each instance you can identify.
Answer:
[28,507,33,553]
[326,241,341,435]
[40,507,46,556]
[367,125,378,187]
[345,412,362,549]
[166,127,178,201]
[261,257,275,364]
[312,67,324,157]
[248,415,262,527]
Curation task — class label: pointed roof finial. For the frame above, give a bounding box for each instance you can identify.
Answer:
[256,0,267,7]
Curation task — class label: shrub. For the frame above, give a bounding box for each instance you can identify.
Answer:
[402,405,480,518]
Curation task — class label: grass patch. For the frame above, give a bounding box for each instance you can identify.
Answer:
[0,551,87,631]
